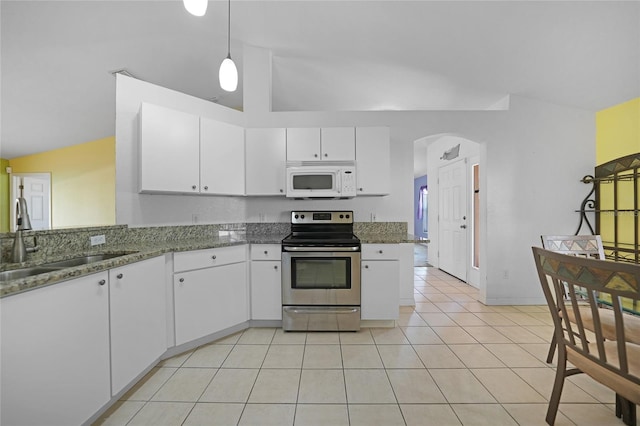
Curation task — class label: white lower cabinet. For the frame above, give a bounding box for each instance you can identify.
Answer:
[174,247,248,345]
[1,272,111,426]
[361,244,400,320]
[250,244,282,320]
[109,256,167,396]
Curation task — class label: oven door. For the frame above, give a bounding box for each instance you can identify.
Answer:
[282,248,361,306]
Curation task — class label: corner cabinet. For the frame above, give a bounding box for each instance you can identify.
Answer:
[245,128,287,195]
[109,256,167,396]
[139,103,245,196]
[1,272,112,426]
[355,127,391,195]
[173,245,249,345]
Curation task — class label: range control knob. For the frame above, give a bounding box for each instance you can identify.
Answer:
[301,214,305,219]
[340,214,344,219]
[346,214,350,219]
[294,214,299,219]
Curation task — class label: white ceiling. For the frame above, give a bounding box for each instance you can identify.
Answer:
[1,0,639,159]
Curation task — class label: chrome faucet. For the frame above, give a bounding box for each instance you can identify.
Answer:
[11,188,39,263]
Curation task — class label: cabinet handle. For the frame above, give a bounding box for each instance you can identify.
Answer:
[279,189,284,193]
[116,273,123,279]
[204,185,209,191]
[359,187,364,191]
[264,250,268,255]
[192,185,197,190]
[179,278,185,283]
[212,255,217,260]
[314,153,318,158]
[274,265,279,270]
[378,250,383,254]
[364,265,369,269]
[324,153,328,157]
[98,279,106,286]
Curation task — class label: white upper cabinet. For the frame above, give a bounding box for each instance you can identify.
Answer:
[355,127,391,195]
[286,127,355,162]
[245,128,287,195]
[139,102,200,193]
[200,118,245,195]
[286,127,321,161]
[321,127,356,161]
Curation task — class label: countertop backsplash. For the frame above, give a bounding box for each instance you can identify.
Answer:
[1,221,410,266]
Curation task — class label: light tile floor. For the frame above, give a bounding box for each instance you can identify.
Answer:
[95,267,627,425]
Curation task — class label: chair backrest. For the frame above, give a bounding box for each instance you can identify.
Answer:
[532,247,640,404]
[540,234,605,259]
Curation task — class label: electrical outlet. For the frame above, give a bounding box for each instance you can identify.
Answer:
[90,235,106,246]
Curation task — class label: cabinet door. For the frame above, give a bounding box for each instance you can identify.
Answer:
[110,256,167,396]
[355,127,391,195]
[139,102,200,193]
[174,262,248,345]
[251,260,282,320]
[245,128,287,195]
[361,260,399,320]
[286,127,321,161]
[1,273,111,426]
[321,127,355,161]
[200,118,245,195]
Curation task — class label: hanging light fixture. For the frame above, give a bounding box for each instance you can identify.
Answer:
[219,0,238,92]
[183,0,207,17]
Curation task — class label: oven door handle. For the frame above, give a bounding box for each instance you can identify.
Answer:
[284,307,360,314]
[282,246,360,252]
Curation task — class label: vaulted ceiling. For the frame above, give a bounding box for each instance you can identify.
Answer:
[2,0,638,159]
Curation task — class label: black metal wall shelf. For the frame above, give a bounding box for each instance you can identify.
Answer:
[576,152,640,264]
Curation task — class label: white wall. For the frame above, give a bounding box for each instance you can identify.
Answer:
[115,46,595,305]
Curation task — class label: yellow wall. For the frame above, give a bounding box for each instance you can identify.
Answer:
[0,159,10,232]
[595,97,639,254]
[8,137,116,229]
[596,97,640,164]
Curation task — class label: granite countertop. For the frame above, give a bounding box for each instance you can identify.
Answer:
[0,233,287,298]
[0,231,423,298]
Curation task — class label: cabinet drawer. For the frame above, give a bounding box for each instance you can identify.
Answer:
[361,244,399,260]
[174,245,247,272]
[250,244,282,261]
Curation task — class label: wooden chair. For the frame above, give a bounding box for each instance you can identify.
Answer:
[540,235,640,364]
[532,247,640,425]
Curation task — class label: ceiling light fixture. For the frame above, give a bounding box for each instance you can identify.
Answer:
[219,0,238,92]
[183,0,207,17]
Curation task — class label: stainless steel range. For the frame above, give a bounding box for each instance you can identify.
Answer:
[281,210,361,331]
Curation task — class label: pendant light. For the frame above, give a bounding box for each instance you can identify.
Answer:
[183,0,207,17]
[219,0,238,92]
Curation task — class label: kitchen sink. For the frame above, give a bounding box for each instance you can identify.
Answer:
[43,253,134,268]
[0,267,64,281]
[0,252,137,282]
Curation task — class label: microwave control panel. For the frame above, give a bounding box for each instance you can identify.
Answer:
[341,170,356,197]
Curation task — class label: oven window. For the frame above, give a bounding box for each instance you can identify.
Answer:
[292,174,333,190]
[292,258,351,289]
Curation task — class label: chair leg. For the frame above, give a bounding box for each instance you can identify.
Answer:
[546,348,567,425]
[616,394,636,426]
[546,335,557,364]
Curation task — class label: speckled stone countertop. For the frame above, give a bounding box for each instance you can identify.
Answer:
[0,232,288,298]
[0,221,420,298]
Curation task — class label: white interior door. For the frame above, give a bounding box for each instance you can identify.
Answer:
[438,159,468,281]
[11,174,51,231]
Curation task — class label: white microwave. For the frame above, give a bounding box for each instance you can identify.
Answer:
[285,163,357,198]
